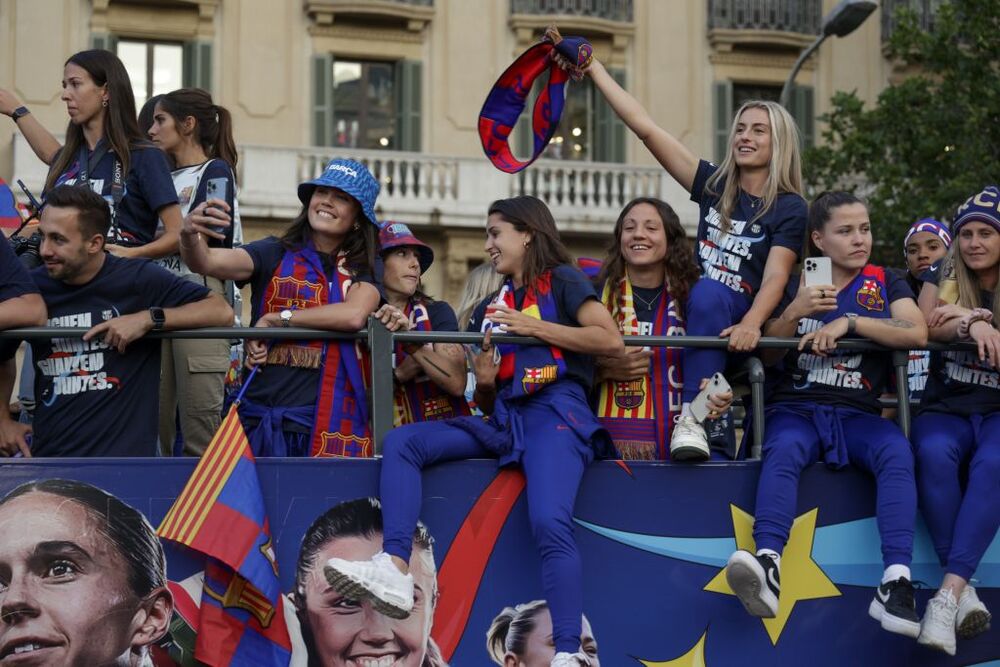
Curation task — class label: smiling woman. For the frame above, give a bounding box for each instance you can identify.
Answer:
[293,497,447,667]
[0,479,172,667]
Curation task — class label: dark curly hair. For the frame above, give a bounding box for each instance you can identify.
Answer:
[595,197,700,317]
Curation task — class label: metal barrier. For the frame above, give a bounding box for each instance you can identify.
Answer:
[1,320,979,455]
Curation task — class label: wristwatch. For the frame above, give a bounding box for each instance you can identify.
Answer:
[845,312,858,335]
[10,106,30,122]
[149,307,166,331]
[280,309,293,327]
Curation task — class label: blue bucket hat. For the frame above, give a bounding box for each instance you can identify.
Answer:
[297,158,380,228]
[379,221,434,274]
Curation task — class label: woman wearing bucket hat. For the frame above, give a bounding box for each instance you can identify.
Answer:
[323,196,623,667]
[374,222,470,426]
[911,185,1000,655]
[180,158,382,457]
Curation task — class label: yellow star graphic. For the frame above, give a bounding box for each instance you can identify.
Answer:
[704,504,840,645]
[636,630,707,667]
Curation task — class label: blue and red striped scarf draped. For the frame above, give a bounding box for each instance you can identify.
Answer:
[596,276,684,460]
[393,300,472,425]
[260,244,372,457]
[483,271,567,399]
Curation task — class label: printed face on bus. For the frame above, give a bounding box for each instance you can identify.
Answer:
[905,231,948,277]
[301,533,437,667]
[620,202,668,269]
[0,492,148,667]
[504,610,599,667]
[485,214,530,279]
[811,202,872,272]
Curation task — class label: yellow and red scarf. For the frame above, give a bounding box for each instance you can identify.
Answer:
[596,276,684,460]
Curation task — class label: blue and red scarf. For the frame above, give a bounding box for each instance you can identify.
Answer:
[483,271,567,398]
[479,30,593,173]
[393,300,472,425]
[261,244,372,457]
[596,276,684,460]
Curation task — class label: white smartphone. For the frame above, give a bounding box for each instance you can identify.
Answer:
[804,256,833,287]
[690,372,732,423]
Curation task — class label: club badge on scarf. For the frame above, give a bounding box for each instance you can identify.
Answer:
[481,273,567,398]
[479,27,593,173]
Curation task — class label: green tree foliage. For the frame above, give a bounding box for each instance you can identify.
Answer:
[804,0,1000,263]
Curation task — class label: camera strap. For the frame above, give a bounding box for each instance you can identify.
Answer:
[76,140,126,242]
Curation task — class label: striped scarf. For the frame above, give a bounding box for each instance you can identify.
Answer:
[393,300,472,425]
[596,275,684,460]
[483,271,567,399]
[260,244,372,457]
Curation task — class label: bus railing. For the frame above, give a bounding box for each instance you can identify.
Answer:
[2,318,979,456]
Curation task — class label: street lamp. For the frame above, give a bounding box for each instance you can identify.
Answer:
[779,0,878,108]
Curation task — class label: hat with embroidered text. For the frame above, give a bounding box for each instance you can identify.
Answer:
[297,158,380,227]
[952,185,1000,236]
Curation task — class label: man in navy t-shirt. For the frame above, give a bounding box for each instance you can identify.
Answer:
[0,186,232,457]
[0,236,46,329]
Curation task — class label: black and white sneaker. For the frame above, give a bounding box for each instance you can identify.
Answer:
[726,550,780,618]
[869,577,920,638]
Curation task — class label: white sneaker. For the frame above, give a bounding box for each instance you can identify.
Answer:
[323,551,414,619]
[918,588,958,656]
[670,416,710,461]
[957,585,992,639]
[551,652,592,667]
[726,550,780,618]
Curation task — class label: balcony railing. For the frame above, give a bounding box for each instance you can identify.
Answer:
[708,0,821,34]
[880,0,944,42]
[235,144,680,233]
[510,0,633,23]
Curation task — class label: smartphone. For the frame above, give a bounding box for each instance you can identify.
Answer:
[204,177,229,236]
[690,372,732,423]
[804,256,833,287]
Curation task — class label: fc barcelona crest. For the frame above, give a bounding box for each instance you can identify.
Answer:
[521,364,559,393]
[265,276,323,312]
[613,379,646,410]
[856,279,885,312]
[316,431,372,458]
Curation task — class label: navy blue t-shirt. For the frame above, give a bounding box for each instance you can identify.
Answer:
[240,236,379,415]
[767,267,913,413]
[0,240,39,303]
[691,160,807,301]
[0,255,209,456]
[49,143,178,247]
[467,264,599,393]
[421,299,459,332]
[919,264,1000,416]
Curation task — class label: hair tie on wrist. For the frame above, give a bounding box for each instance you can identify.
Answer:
[478,28,593,174]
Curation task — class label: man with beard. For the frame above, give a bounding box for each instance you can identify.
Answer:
[0,185,231,457]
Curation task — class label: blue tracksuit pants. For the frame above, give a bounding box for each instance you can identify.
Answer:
[753,407,916,569]
[682,277,751,402]
[912,412,1000,581]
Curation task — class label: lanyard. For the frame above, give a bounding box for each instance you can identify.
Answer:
[76,140,125,241]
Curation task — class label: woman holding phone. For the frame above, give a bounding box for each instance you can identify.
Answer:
[146,87,241,455]
[723,192,927,638]
[323,196,622,667]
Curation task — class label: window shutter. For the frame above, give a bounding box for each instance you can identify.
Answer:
[91,33,118,52]
[790,84,815,148]
[395,60,422,152]
[312,53,334,147]
[714,80,734,162]
[594,68,626,163]
[182,41,213,92]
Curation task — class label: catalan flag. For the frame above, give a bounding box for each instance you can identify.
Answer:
[158,405,292,667]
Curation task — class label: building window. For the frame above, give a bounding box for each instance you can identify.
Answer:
[116,40,184,110]
[714,80,814,161]
[333,60,398,150]
[313,55,421,151]
[732,82,781,110]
